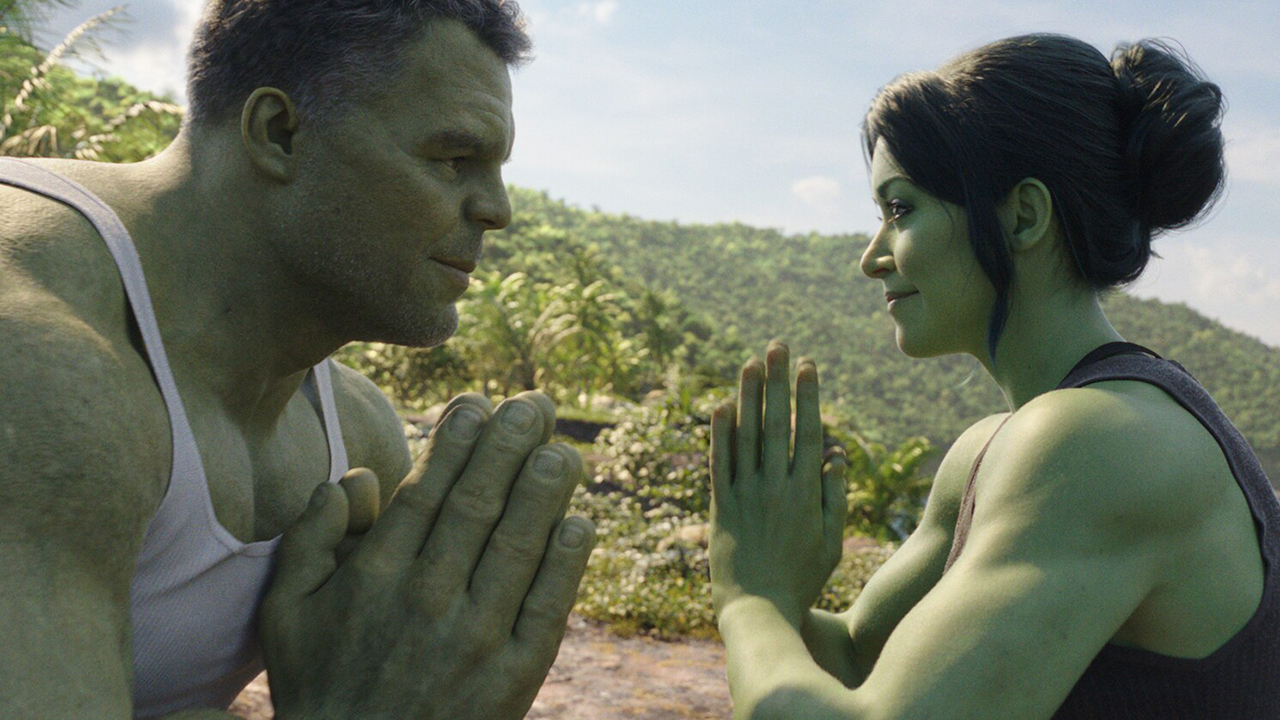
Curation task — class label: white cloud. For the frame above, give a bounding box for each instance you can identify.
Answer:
[578,0,619,25]
[1131,236,1280,347]
[1227,126,1280,185]
[791,176,842,213]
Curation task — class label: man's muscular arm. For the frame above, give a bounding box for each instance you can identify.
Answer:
[0,286,222,717]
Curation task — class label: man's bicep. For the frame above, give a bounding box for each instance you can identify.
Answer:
[0,312,166,713]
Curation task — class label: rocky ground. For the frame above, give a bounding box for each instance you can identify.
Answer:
[228,615,733,719]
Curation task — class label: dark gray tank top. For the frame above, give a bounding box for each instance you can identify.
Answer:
[945,342,1280,718]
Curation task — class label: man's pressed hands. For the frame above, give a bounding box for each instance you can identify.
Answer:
[709,342,848,627]
[260,391,596,719]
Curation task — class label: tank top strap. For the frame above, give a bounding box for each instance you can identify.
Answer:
[944,413,1013,573]
[1057,341,1162,388]
[311,359,350,484]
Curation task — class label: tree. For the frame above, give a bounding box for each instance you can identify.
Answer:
[1,4,181,161]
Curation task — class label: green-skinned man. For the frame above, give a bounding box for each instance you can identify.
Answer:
[0,1,595,717]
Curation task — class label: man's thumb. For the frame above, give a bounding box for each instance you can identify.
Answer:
[270,482,349,599]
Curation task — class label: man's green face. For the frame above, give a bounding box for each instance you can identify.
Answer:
[288,18,515,347]
[860,139,995,359]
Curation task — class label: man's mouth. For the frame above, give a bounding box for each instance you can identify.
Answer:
[432,256,477,274]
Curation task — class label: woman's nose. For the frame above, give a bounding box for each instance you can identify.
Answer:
[860,232,895,279]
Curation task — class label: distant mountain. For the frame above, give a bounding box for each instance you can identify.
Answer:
[498,188,1280,486]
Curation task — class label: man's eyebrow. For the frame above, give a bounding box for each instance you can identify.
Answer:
[428,129,487,149]
[426,128,513,163]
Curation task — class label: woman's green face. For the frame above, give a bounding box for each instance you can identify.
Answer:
[860,139,997,360]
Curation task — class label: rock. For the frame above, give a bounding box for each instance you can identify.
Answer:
[843,535,882,554]
[657,523,710,552]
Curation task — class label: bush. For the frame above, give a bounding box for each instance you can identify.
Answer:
[569,394,898,638]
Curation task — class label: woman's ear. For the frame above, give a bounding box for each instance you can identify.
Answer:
[999,178,1054,253]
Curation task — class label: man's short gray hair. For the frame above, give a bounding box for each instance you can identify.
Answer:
[186,0,531,128]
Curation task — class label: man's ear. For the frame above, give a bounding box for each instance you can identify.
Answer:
[999,178,1054,253]
[240,87,299,182]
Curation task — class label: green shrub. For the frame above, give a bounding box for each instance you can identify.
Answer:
[569,395,898,638]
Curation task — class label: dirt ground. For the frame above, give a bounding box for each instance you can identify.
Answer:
[227,615,732,719]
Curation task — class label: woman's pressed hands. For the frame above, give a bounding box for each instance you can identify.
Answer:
[709,341,848,627]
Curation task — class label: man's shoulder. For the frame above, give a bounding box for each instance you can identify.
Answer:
[327,359,413,497]
[1,167,130,336]
[0,281,170,546]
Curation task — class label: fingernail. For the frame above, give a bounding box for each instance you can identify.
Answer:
[309,483,329,510]
[535,449,565,476]
[452,408,482,440]
[559,523,588,548]
[501,401,537,434]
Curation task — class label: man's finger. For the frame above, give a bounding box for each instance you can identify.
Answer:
[339,468,381,535]
[268,482,350,602]
[414,396,548,597]
[469,443,582,628]
[509,390,557,445]
[761,340,792,481]
[430,392,494,440]
[510,516,596,665]
[360,403,487,567]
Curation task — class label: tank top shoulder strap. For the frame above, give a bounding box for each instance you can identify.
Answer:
[311,359,350,484]
[944,413,1013,573]
[0,157,205,490]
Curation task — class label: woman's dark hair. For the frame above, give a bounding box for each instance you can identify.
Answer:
[862,34,1226,364]
[186,0,532,129]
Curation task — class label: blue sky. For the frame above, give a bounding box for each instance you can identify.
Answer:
[37,0,1280,346]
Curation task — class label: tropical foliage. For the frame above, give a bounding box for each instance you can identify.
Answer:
[496,188,1280,485]
[12,6,1279,639]
[0,5,182,161]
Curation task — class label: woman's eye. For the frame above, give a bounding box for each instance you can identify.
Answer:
[887,200,911,220]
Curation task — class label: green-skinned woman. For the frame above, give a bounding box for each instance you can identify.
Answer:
[708,34,1280,719]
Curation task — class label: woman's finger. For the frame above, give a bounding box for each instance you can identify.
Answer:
[711,402,736,503]
[822,451,849,564]
[735,358,764,479]
[792,359,823,498]
[761,341,792,482]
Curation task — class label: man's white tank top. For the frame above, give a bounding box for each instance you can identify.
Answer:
[0,158,350,717]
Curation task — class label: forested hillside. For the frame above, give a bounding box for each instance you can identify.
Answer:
[500,188,1280,483]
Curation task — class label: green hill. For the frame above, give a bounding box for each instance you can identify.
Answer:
[496,188,1280,485]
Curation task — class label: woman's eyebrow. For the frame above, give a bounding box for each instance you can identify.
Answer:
[874,175,910,199]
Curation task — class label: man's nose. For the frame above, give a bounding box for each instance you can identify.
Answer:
[467,173,512,231]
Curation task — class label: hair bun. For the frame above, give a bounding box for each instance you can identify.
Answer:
[1111,39,1226,234]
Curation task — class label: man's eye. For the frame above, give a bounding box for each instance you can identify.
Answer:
[440,157,465,172]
